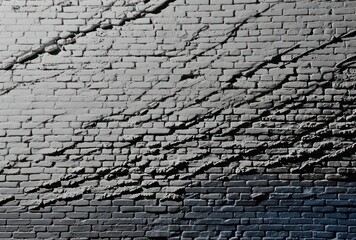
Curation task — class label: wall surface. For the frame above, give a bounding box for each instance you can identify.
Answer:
[0,0,356,239]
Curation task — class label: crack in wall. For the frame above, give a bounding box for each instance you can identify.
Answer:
[50,3,272,131]
[294,143,356,173]
[0,2,355,217]
[156,53,356,185]
[24,31,356,206]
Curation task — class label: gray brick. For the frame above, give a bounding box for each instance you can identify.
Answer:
[13,232,36,238]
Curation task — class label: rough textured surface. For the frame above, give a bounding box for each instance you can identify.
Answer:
[0,0,356,239]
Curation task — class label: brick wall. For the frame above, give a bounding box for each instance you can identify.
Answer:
[0,0,356,239]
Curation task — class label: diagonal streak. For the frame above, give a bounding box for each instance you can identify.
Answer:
[0,0,176,71]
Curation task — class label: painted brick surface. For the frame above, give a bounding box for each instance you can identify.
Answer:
[0,0,356,239]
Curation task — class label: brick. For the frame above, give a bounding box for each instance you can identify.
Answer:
[13,232,36,238]
[121,206,144,212]
[186,0,209,4]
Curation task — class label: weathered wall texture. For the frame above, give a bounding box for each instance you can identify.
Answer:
[0,0,356,239]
